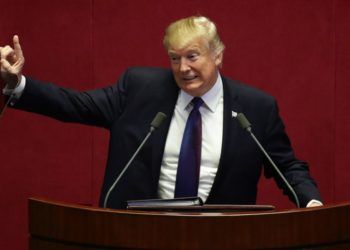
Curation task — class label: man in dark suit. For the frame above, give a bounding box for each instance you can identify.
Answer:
[0,16,322,208]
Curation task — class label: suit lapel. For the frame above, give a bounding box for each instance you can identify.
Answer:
[207,77,243,201]
[150,77,179,194]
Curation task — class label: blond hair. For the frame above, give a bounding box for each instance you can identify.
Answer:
[163,16,225,56]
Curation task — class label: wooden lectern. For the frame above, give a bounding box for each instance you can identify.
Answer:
[29,198,350,249]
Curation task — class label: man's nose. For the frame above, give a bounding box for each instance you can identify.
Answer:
[179,58,190,72]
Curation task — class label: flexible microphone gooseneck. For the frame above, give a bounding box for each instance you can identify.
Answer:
[0,94,14,118]
[103,112,167,208]
[236,113,300,208]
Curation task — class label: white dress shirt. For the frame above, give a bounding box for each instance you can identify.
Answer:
[158,74,224,202]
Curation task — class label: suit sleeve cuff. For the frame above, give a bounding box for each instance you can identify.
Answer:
[2,75,26,104]
[306,199,323,207]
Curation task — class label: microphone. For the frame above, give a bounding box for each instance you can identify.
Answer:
[236,113,301,208]
[103,112,167,208]
[150,112,167,131]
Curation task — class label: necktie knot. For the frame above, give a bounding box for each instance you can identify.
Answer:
[191,97,204,111]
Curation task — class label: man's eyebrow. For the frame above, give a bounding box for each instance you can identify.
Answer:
[168,52,179,58]
[187,49,200,54]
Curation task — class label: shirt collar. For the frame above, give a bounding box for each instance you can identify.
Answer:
[177,74,223,113]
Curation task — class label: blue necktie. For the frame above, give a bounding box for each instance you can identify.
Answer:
[174,97,204,198]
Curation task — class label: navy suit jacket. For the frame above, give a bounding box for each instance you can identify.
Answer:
[15,67,321,208]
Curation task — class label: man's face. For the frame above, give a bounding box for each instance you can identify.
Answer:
[168,38,223,97]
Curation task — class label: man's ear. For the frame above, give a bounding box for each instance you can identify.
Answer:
[215,52,223,68]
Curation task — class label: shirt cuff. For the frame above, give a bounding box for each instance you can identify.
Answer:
[2,75,26,100]
[306,199,323,207]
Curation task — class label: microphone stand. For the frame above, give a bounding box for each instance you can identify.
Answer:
[236,113,300,208]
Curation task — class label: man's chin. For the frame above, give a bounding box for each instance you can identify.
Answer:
[180,80,201,88]
[180,85,204,96]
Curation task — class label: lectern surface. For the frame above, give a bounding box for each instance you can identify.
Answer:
[29,198,350,250]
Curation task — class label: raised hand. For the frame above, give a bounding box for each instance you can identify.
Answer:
[0,35,25,89]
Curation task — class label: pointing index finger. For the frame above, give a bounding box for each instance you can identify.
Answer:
[13,35,23,58]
